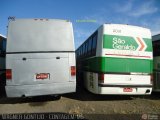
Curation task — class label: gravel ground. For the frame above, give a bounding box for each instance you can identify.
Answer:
[0,87,160,120]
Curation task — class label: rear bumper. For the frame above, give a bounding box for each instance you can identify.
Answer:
[5,82,76,97]
[98,84,152,87]
[98,84,152,95]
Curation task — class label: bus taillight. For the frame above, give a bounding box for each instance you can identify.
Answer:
[6,69,12,80]
[71,66,76,76]
[98,73,104,83]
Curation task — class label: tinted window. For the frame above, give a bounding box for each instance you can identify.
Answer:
[76,49,78,57]
[153,41,160,56]
[80,47,82,56]
[92,34,97,50]
[83,43,86,55]
[78,49,80,57]
[88,37,92,52]
[86,40,89,52]
[83,44,85,55]
[81,45,83,55]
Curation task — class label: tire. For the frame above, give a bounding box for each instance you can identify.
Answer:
[54,95,61,100]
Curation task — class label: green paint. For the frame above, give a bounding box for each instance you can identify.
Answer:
[103,34,152,52]
[143,38,153,51]
[83,57,152,73]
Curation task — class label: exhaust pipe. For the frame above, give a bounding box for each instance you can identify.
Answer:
[145,89,150,94]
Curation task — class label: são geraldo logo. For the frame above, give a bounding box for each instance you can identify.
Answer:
[112,37,136,50]
[112,37,147,51]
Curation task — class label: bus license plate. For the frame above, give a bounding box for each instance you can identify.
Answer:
[36,73,50,80]
[123,88,133,92]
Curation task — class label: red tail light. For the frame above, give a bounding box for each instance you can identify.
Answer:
[71,66,76,76]
[6,69,12,80]
[98,73,104,83]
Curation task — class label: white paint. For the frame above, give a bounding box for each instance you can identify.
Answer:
[103,24,151,38]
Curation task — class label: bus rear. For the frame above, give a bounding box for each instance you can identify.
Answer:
[5,19,76,97]
[99,24,153,95]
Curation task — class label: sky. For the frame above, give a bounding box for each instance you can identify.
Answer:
[0,0,160,48]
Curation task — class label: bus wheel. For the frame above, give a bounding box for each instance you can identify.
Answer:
[54,95,61,100]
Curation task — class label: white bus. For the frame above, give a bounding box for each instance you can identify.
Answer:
[152,34,160,92]
[5,18,76,98]
[76,24,153,95]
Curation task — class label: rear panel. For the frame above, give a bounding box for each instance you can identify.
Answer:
[6,53,70,85]
[6,19,76,97]
[101,24,153,87]
[84,25,152,74]
[7,19,74,52]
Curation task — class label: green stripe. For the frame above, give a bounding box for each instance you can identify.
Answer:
[103,34,152,52]
[83,57,153,73]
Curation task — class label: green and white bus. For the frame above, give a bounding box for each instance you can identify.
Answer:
[152,34,160,92]
[76,24,153,95]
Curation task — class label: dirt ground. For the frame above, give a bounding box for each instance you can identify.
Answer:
[0,86,160,120]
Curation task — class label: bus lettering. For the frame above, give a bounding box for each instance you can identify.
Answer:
[113,37,136,50]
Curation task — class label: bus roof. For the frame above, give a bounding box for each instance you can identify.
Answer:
[10,18,70,22]
[0,34,6,39]
[103,23,149,30]
[152,34,160,42]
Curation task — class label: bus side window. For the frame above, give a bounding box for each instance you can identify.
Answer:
[81,46,83,57]
[88,37,93,56]
[81,44,83,57]
[85,42,87,57]
[87,38,90,53]
[86,41,88,56]
[86,39,89,56]
[77,49,80,58]
[157,42,160,56]
[84,42,86,57]
[76,49,78,58]
[83,44,85,57]
[92,33,97,56]
[78,48,79,57]
[153,41,160,57]
[79,47,82,58]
